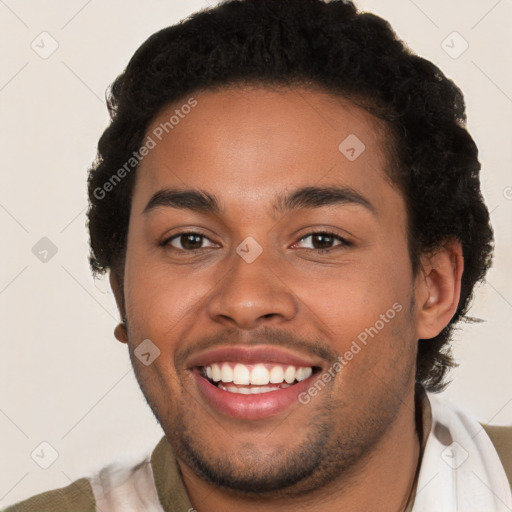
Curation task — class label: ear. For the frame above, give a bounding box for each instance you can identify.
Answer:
[415,239,464,340]
[109,270,128,344]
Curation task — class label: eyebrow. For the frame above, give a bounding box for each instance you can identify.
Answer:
[143,185,376,216]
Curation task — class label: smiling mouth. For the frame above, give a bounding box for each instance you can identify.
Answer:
[198,362,322,395]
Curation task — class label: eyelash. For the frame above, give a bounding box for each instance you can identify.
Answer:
[161,230,352,254]
[294,231,352,253]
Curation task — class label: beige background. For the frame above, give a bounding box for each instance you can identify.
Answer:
[0,0,511,507]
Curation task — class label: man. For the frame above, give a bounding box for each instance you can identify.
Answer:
[5,0,511,510]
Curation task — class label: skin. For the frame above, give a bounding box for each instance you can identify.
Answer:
[110,85,463,512]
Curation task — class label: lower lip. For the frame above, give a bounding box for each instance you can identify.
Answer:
[192,370,317,420]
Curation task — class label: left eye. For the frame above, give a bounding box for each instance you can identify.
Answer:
[294,232,349,251]
[165,233,216,251]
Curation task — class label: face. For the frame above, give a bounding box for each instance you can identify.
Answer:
[119,86,424,495]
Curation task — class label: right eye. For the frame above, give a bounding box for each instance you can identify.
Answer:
[162,232,218,252]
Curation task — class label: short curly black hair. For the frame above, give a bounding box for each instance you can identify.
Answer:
[87,0,494,392]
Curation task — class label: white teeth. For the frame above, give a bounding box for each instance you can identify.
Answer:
[250,364,270,385]
[221,364,233,383]
[218,384,291,394]
[233,363,250,385]
[269,365,284,383]
[284,366,296,384]
[296,367,313,381]
[211,363,222,382]
[203,362,313,385]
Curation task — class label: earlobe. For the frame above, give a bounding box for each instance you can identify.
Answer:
[109,269,128,344]
[114,322,129,344]
[416,239,464,340]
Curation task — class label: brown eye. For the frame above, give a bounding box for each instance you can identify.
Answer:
[295,231,351,252]
[310,233,336,250]
[165,232,216,251]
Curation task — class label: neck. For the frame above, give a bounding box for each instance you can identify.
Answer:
[179,385,421,512]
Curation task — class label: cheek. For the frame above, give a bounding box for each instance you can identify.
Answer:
[286,247,412,335]
[288,245,415,382]
[123,246,217,358]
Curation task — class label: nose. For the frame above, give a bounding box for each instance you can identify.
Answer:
[207,243,298,330]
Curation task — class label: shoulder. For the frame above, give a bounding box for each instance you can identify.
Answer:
[3,477,95,512]
[3,440,166,512]
[481,423,512,487]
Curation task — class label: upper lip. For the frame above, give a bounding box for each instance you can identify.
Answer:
[186,345,324,369]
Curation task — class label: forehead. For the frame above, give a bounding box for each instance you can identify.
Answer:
[132,86,401,219]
